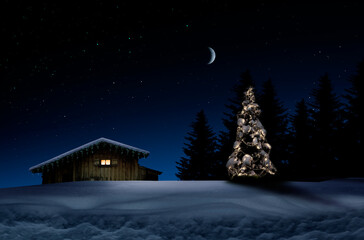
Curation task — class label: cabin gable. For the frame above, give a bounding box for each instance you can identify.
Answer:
[30,138,161,184]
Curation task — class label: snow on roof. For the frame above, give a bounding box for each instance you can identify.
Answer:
[29,137,150,171]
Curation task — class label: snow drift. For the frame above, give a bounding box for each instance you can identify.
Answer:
[1,179,364,239]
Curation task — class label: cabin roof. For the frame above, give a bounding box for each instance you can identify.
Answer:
[29,137,150,172]
[139,165,163,175]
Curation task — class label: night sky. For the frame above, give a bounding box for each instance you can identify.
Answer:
[1,1,363,188]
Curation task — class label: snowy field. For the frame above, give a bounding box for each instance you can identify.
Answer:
[0,179,364,240]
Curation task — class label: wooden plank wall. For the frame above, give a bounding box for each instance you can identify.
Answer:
[73,150,139,181]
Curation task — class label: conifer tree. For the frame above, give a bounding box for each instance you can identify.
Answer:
[216,70,255,179]
[258,79,289,174]
[309,73,341,176]
[226,87,276,178]
[342,60,362,176]
[291,99,314,176]
[176,110,217,180]
[344,60,362,146]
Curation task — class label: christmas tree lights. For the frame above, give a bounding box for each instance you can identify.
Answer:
[226,87,277,179]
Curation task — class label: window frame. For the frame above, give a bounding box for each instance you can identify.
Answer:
[100,159,111,166]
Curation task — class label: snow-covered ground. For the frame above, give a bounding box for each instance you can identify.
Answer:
[0,179,364,240]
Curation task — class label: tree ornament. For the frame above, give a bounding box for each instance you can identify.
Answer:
[237,118,245,126]
[242,125,251,133]
[242,154,252,165]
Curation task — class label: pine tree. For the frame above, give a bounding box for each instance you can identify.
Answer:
[344,60,362,146]
[176,110,217,180]
[309,73,341,176]
[216,70,255,179]
[290,99,314,177]
[258,79,289,175]
[226,87,276,179]
[342,60,362,176]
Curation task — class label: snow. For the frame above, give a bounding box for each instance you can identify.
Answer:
[29,137,150,172]
[1,179,364,239]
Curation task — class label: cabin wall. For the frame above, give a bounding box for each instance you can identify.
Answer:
[41,148,158,183]
[42,160,74,184]
[74,150,139,182]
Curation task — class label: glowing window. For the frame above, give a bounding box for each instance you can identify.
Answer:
[101,160,111,166]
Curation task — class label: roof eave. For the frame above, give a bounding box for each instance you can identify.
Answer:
[29,137,150,172]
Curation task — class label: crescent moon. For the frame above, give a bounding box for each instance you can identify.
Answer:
[207,47,216,65]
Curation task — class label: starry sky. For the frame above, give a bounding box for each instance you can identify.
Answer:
[1,1,363,188]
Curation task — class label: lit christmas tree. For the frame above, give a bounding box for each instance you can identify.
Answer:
[226,87,277,179]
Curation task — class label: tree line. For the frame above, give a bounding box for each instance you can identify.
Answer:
[176,60,362,180]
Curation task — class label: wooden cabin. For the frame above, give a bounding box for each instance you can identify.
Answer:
[29,137,162,184]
